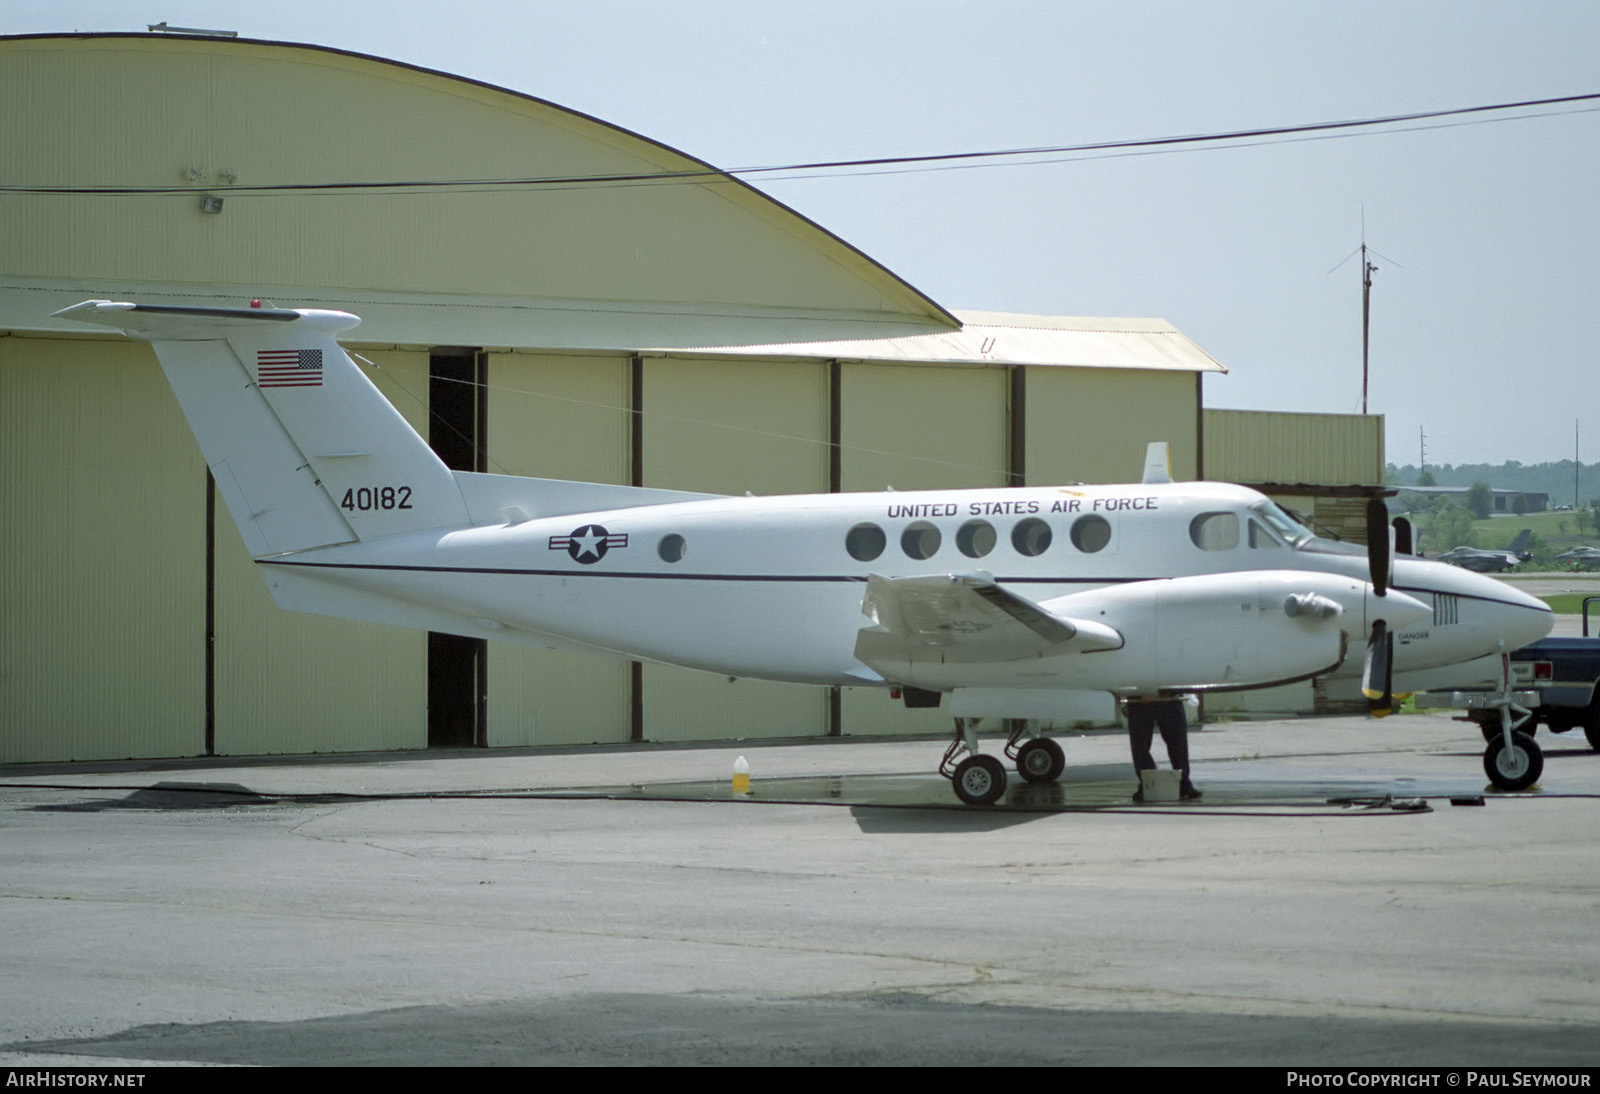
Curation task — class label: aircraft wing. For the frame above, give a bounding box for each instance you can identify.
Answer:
[854,572,1122,669]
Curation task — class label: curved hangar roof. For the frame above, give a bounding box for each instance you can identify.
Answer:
[0,32,1222,374]
[0,32,956,346]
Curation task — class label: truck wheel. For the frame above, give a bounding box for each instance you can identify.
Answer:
[1585,706,1600,752]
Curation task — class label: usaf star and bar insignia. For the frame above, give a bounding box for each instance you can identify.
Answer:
[549,524,628,564]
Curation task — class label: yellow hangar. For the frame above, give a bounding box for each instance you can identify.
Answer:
[0,32,1377,764]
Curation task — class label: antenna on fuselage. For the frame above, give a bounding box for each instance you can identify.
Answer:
[1141,442,1173,485]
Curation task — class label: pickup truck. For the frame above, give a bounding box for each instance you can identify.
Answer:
[1448,595,1600,750]
[1488,596,1600,750]
[1414,595,1600,790]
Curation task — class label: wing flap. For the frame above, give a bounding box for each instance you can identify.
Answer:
[854,572,1121,672]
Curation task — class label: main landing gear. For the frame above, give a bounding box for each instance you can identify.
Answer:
[939,718,1065,805]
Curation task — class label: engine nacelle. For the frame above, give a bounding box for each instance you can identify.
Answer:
[886,570,1427,696]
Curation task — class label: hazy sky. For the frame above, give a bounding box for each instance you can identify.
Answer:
[9,1,1598,469]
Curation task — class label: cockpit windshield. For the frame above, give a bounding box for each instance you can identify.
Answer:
[1250,501,1313,548]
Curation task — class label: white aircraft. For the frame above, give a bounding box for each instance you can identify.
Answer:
[56,300,1556,803]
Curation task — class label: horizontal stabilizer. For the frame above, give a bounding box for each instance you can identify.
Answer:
[52,300,356,340]
[259,563,628,655]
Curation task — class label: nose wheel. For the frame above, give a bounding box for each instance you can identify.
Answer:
[1484,729,1543,791]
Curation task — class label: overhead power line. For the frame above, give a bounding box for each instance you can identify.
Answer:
[4,91,1597,196]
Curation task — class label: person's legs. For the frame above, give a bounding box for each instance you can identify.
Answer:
[1127,702,1158,801]
[1152,699,1201,800]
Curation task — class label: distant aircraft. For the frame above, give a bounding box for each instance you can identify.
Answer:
[56,300,1556,802]
[1436,530,1534,573]
[1555,546,1600,571]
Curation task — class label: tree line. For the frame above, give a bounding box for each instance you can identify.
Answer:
[1388,459,1598,508]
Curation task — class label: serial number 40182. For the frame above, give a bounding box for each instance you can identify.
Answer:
[340,486,413,512]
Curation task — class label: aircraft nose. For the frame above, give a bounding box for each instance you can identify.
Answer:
[1455,569,1554,649]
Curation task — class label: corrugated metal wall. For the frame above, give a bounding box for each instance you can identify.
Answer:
[839,363,1008,491]
[1028,368,1199,485]
[1,336,205,762]
[1202,408,1384,486]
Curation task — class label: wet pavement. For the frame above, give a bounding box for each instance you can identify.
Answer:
[2,712,1598,1066]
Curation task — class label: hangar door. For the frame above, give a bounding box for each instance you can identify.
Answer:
[484,350,634,747]
[0,336,205,763]
[641,355,832,742]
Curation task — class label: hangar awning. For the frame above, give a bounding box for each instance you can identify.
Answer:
[4,282,1223,375]
[660,309,1227,373]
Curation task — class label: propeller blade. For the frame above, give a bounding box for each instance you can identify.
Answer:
[1392,516,1414,557]
[1367,497,1391,597]
[1362,619,1395,717]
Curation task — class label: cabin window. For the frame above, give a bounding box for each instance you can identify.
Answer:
[1070,514,1112,553]
[658,534,686,562]
[1190,511,1240,550]
[846,522,886,562]
[1248,520,1280,550]
[956,519,996,558]
[1011,517,1052,557]
[901,521,942,560]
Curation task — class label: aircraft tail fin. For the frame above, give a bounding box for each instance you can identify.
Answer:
[54,300,468,556]
[1509,528,1533,556]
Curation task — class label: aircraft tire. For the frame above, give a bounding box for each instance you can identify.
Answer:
[952,755,1008,806]
[1483,731,1542,791]
[1015,737,1066,784]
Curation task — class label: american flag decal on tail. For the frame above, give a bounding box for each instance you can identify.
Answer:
[257,348,323,388]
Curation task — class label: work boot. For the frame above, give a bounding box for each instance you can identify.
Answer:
[1131,783,1145,803]
[1180,780,1202,801]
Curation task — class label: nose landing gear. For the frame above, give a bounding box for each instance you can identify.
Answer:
[1481,654,1544,792]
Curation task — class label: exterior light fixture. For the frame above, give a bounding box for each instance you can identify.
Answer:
[199,195,224,214]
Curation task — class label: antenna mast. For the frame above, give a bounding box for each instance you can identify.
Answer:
[1361,242,1377,415]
